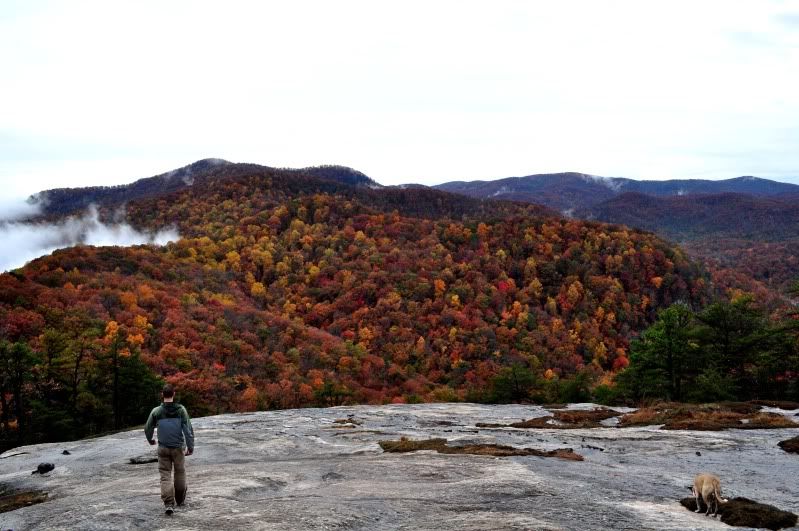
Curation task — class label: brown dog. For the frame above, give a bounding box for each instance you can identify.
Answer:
[692,473,728,517]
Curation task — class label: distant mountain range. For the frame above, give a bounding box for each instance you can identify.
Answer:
[32,163,799,244]
[434,172,799,213]
[432,170,799,244]
[435,171,799,295]
[29,160,554,224]
[578,192,799,242]
[27,161,799,295]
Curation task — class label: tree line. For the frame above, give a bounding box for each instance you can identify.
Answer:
[614,294,799,403]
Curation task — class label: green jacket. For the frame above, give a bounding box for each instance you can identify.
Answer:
[144,402,194,451]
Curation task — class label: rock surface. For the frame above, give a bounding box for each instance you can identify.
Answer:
[779,435,799,454]
[680,497,798,530]
[1,402,798,530]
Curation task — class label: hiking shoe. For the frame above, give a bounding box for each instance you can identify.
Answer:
[165,505,174,515]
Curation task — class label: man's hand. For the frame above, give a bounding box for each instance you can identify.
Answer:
[185,448,193,456]
[148,439,156,446]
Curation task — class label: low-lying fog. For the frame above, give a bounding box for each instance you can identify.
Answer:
[0,199,179,272]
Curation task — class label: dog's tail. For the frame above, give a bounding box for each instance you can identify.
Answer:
[714,482,728,503]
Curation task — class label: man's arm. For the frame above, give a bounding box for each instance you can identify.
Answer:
[181,406,195,454]
[144,406,159,444]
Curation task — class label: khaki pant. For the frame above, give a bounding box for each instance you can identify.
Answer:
[158,446,186,507]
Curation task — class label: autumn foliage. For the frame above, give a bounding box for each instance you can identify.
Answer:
[0,165,711,448]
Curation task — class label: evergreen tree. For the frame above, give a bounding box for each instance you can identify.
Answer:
[618,303,696,401]
[694,296,768,400]
[490,364,538,402]
[0,341,40,443]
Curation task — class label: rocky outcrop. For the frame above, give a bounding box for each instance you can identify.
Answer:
[680,497,798,530]
[1,403,798,530]
[779,436,799,454]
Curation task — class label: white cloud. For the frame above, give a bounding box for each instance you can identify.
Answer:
[579,174,623,192]
[0,1,798,192]
[0,205,179,272]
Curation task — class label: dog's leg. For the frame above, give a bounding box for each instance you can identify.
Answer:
[693,486,702,513]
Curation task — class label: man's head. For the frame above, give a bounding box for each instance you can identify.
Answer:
[162,384,175,402]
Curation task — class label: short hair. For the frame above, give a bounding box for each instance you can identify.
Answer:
[162,384,175,398]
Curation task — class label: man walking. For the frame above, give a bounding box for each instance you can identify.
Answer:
[145,384,195,515]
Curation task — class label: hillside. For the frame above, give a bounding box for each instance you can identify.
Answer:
[0,163,708,449]
[436,173,799,297]
[579,192,799,294]
[580,192,799,242]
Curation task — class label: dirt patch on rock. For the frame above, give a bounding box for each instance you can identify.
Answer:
[680,497,797,530]
[552,409,619,424]
[778,435,799,454]
[619,403,692,426]
[620,403,797,431]
[664,412,797,431]
[379,437,583,461]
[0,486,48,513]
[477,408,620,430]
[476,417,554,429]
[718,402,763,414]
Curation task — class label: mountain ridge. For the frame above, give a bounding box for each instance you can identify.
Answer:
[30,160,382,218]
[32,160,799,220]
[434,171,799,213]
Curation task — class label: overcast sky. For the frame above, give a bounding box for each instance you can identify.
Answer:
[1,1,798,198]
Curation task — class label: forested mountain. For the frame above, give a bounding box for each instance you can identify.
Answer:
[434,173,620,212]
[32,159,232,217]
[580,192,799,241]
[293,165,381,188]
[435,172,799,213]
[579,192,799,295]
[31,160,381,218]
[436,172,799,297]
[618,175,799,197]
[1,163,709,449]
